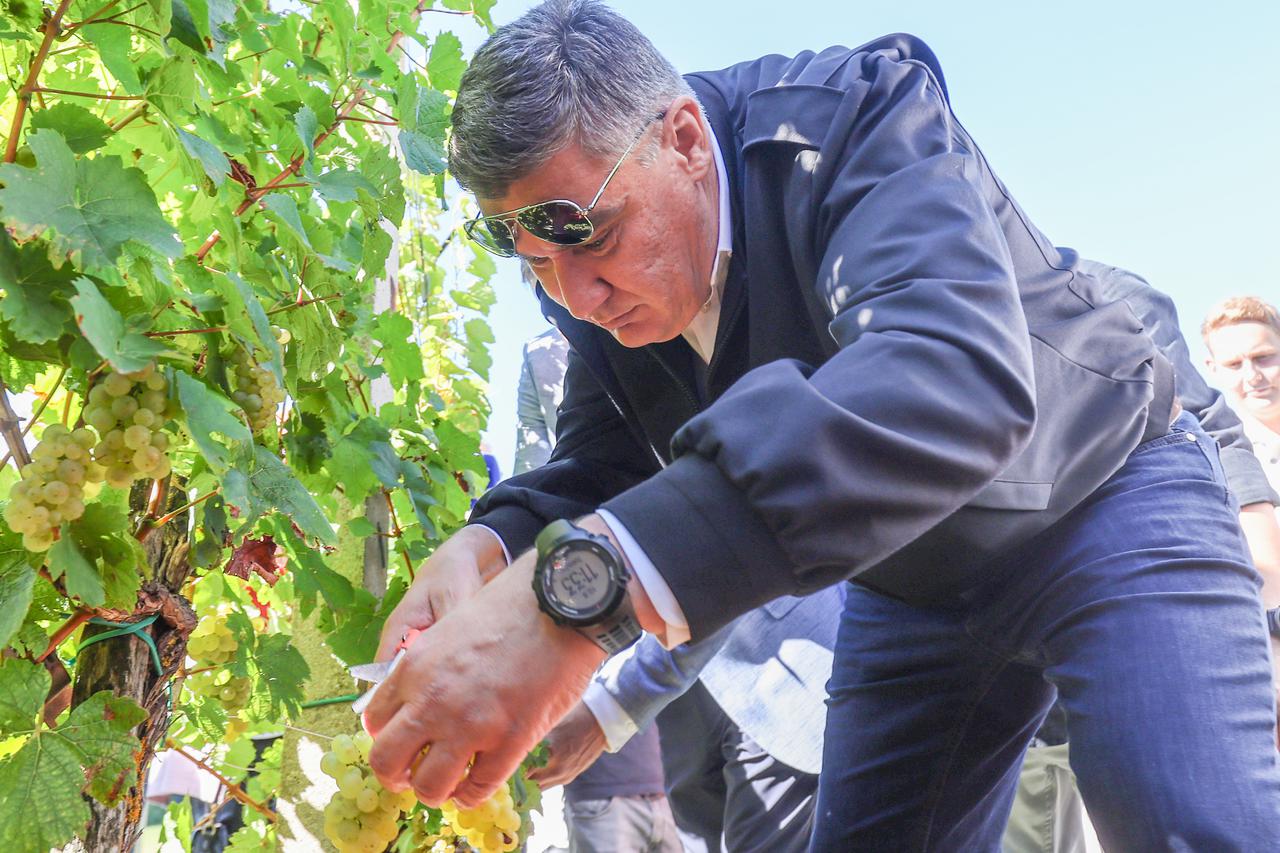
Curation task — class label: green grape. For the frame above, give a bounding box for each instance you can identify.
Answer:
[320,741,417,853]
[88,366,173,487]
[4,424,95,551]
[228,346,285,432]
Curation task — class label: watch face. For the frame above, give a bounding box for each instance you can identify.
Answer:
[545,543,615,619]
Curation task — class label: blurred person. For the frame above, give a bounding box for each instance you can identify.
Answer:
[516,326,680,853]
[366,4,1280,849]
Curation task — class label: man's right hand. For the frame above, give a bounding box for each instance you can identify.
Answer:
[376,525,506,660]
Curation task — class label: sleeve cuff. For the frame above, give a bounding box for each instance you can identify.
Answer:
[603,454,795,638]
[596,508,691,648]
[1220,446,1280,507]
[581,681,640,753]
[469,524,512,566]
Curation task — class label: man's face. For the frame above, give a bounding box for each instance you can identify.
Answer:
[1205,321,1280,425]
[478,100,718,348]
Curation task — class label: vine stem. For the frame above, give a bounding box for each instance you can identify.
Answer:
[150,488,220,531]
[0,367,66,469]
[58,0,124,36]
[33,86,144,101]
[144,326,226,338]
[264,292,340,316]
[166,741,279,823]
[3,0,76,163]
[36,608,92,663]
[0,378,32,468]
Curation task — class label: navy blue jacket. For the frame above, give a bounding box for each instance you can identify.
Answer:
[472,35,1175,639]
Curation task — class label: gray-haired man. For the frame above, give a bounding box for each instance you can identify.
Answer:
[367,3,1280,849]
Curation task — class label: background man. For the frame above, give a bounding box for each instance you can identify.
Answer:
[366,3,1280,849]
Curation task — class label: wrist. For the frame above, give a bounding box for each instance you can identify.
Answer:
[574,514,665,636]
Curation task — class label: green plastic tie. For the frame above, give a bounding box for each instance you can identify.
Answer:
[77,614,164,677]
[300,693,362,710]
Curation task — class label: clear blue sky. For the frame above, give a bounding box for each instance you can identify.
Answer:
[439,1,1280,476]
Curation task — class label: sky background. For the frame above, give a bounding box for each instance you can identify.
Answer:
[429,1,1280,477]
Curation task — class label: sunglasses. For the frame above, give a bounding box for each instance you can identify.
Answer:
[464,111,666,258]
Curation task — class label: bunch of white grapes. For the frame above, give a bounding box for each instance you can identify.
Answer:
[321,732,417,853]
[3,424,100,551]
[436,786,521,853]
[83,364,171,489]
[186,619,251,714]
[228,347,285,433]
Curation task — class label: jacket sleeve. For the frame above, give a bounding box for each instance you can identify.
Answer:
[1087,261,1278,508]
[604,54,1037,637]
[512,346,552,476]
[591,622,736,737]
[470,347,661,558]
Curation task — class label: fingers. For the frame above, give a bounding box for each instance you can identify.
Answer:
[366,705,431,792]
[408,741,475,806]
[450,738,530,808]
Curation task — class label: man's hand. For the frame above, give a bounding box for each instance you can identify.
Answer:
[364,548,607,808]
[375,525,505,661]
[527,701,609,789]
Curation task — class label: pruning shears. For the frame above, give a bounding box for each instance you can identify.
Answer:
[349,627,423,715]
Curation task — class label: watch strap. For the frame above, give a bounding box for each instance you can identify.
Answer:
[1267,606,1280,640]
[578,595,642,654]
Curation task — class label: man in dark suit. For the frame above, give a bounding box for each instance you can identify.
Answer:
[365,2,1280,849]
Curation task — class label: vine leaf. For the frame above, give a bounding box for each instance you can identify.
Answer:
[177,128,230,188]
[396,79,449,176]
[0,230,76,345]
[48,504,145,610]
[224,535,285,585]
[80,22,142,94]
[28,104,112,154]
[0,657,48,733]
[427,32,465,93]
[261,194,313,249]
[0,678,145,850]
[0,534,36,652]
[247,633,308,718]
[0,130,182,270]
[69,276,170,374]
[175,370,253,473]
[371,311,425,389]
[223,446,336,544]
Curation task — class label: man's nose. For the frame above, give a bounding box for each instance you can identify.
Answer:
[547,256,610,322]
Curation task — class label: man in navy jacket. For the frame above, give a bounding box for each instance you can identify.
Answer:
[366,2,1280,849]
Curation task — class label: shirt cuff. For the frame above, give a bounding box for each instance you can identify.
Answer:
[596,508,691,648]
[581,680,639,753]
[469,524,512,566]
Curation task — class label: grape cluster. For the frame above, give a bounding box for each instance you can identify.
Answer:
[3,424,99,552]
[188,669,252,715]
[83,364,172,489]
[228,348,285,433]
[437,786,521,853]
[321,732,417,853]
[187,618,238,665]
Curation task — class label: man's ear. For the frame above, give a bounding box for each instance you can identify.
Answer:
[664,96,713,182]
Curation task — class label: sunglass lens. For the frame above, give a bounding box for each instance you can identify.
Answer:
[469,218,517,257]
[520,202,593,245]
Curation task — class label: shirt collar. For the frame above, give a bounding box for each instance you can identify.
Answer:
[681,119,732,364]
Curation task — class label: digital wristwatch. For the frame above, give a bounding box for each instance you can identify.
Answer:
[532,519,642,654]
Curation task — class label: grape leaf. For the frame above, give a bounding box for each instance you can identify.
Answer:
[0,130,182,270]
[80,22,142,94]
[325,588,383,666]
[261,194,313,249]
[0,230,76,344]
[177,128,230,187]
[294,105,317,163]
[0,691,145,849]
[0,534,36,652]
[327,417,400,500]
[396,80,449,176]
[0,657,48,733]
[70,276,171,374]
[175,370,253,473]
[224,535,285,585]
[28,104,111,154]
[247,633,308,717]
[223,446,335,544]
[371,311,425,388]
[427,32,465,93]
[47,531,105,608]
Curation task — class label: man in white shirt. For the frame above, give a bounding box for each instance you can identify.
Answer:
[1203,295,1280,665]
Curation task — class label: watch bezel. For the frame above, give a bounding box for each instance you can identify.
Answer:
[535,534,629,628]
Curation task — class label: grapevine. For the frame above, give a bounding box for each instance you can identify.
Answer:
[0,0,501,845]
[321,732,418,853]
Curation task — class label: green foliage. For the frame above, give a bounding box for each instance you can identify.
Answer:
[0,0,501,846]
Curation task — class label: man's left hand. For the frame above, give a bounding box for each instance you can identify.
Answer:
[364,550,606,807]
[527,700,609,789]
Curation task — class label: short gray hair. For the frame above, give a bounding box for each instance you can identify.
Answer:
[449,0,694,199]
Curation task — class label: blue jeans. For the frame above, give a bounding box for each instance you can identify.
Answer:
[812,414,1280,851]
